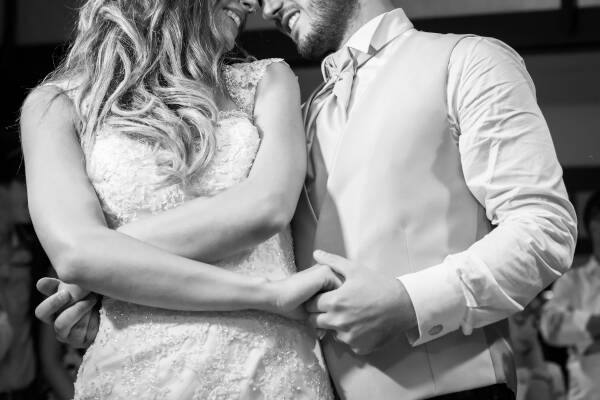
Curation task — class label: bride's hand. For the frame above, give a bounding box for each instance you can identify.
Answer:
[264,265,342,321]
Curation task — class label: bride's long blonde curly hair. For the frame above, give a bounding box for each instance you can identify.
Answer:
[46,0,231,188]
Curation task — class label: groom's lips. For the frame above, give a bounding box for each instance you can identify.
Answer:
[280,8,300,36]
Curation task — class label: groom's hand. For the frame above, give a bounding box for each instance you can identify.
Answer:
[35,277,100,348]
[305,250,417,355]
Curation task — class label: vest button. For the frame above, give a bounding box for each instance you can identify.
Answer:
[428,324,443,336]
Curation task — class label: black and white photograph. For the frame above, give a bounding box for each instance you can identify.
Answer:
[1,1,599,399]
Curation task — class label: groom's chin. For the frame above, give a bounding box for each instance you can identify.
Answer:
[295,37,332,61]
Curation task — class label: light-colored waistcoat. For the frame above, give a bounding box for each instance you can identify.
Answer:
[292,30,514,399]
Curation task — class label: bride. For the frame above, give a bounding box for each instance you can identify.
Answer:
[20,0,336,398]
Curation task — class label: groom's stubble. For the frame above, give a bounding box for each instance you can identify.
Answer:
[297,0,359,59]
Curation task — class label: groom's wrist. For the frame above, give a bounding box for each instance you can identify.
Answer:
[397,262,467,346]
[395,279,418,331]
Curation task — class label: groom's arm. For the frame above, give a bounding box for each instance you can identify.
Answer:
[397,36,576,346]
[306,37,576,354]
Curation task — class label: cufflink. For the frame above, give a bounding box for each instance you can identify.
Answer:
[428,324,443,336]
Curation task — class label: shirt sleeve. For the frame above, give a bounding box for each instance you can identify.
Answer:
[539,271,593,352]
[398,36,577,346]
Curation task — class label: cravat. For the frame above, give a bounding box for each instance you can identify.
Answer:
[322,46,358,119]
[304,47,367,216]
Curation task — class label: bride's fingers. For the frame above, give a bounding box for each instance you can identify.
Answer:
[307,312,335,331]
[306,264,343,292]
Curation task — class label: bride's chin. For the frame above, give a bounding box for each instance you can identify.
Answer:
[222,31,237,52]
[225,37,236,52]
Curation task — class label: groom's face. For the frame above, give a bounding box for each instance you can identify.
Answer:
[260,0,358,59]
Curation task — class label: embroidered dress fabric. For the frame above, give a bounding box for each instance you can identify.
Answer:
[62,59,333,400]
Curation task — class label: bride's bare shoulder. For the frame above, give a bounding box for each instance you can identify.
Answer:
[20,83,77,134]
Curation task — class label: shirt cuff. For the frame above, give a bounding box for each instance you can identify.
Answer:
[398,261,467,346]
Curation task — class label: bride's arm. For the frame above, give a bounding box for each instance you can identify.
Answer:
[20,83,326,313]
[117,62,306,262]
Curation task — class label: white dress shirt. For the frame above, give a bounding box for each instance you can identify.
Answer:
[317,8,577,345]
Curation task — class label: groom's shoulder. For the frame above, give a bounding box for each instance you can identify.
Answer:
[447,35,527,78]
[406,30,522,60]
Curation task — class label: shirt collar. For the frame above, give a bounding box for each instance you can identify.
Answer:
[343,8,414,55]
[320,8,413,80]
[344,13,386,54]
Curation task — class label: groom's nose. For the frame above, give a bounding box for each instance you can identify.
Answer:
[261,0,283,21]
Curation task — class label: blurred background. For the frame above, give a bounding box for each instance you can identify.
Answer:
[0,1,599,399]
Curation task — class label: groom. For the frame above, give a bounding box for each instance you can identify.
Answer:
[37,0,577,399]
[266,0,576,399]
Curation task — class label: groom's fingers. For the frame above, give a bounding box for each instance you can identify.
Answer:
[83,309,100,348]
[35,290,72,325]
[305,292,334,313]
[54,296,98,342]
[36,277,61,296]
[65,309,92,346]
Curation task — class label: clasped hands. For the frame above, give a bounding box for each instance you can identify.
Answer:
[35,250,417,355]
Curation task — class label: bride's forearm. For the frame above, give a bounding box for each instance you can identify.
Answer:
[117,63,307,263]
[56,227,272,312]
[117,176,292,263]
[20,85,283,314]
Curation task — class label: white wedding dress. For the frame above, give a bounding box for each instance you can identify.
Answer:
[64,59,333,400]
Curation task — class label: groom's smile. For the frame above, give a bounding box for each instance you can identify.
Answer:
[261,0,312,47]
[260,0,359,59]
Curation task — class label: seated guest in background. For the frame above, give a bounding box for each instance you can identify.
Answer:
[0,296,12,360]
[541,191,600,400]
[0,177,37,400]
[510,296,566,400]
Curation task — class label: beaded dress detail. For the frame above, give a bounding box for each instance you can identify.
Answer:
[70,59,333,400]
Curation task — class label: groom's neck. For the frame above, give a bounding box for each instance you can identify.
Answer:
[338,0,396,49]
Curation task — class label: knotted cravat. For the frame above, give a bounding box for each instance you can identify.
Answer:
[322,47,359,119]
[303,47,368,216]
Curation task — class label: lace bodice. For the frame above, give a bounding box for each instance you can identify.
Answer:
[88,58,282,227]
[71,59,333,400]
